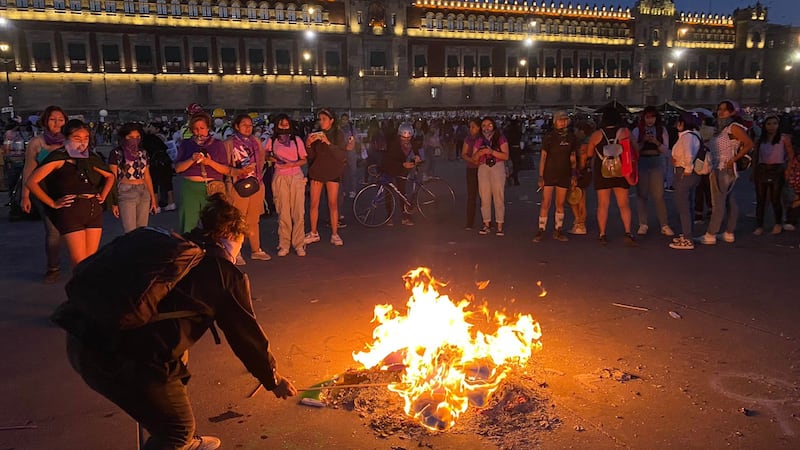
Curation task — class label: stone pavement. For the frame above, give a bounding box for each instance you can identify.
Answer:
[0,156,798,449]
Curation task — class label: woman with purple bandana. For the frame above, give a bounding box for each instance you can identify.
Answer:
[108,122,158,233]
[174,112,236,233]
[20,105,68,283]
[26,119,116,267]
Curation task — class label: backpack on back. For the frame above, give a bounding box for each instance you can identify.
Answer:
[52,227,205,336]
[597,129,623,178]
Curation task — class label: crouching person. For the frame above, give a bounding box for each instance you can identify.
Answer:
[56,194,297,450]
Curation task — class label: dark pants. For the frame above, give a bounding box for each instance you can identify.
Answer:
[508,147,522,185]
[674,170,699,237]
[66,335,196,450]
[755,164,785,227]
[694,174,712,219]
[465,167,479,228]
[32,196,62,271]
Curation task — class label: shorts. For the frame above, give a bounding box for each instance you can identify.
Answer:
[49,196,104,235]
[543,177,571,189]
[309,177,341,184]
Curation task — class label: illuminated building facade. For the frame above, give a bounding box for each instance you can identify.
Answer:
[0,0,791,117]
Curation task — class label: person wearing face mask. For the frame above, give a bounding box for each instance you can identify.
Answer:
[61,193,297,450]
[472,117,509,236]
[265,114,308,256]
[379,122,422,226]
[175,112,238,234]
[304,108,347,246]
[26,119,116,267]
[108,122,158,233]
[20,105,69,283]
[223,114,270,264]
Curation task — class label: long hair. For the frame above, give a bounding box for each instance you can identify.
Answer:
[481,116,503,149]
[636,106,664,143]
[40,105,67,130]
[758,115,782,146]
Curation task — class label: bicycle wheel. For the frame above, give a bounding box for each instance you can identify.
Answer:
[353,184,395,227]
[416,178,455,222]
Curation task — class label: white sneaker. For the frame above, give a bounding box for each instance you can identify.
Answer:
[185,435,221,450]
[722,232,735,243]
[163,203,177,211]
[251,250,271,261]
[155,207,162,214]
[235,254,246,266]
[295,247,306,257]
[277,248,289,257]
[304,232,320,244]
[697,233,717,245]
[637,224,649,236]
[669,236,695,250]
[569,224,587,235]
[660,225,675,237]
[330,234,344,246]
[784,223,796,231]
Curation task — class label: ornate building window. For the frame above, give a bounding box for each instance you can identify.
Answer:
[139,0,149,14]
[201,1,211,17]
[247,1,257,20]
[456,14,464,31]
[156,0,168,15]
[17,0,28,7]
[188,1,198,17]
[69,0,80,11]
[53,0,65,10]
[467,15,475,31]
[446,14,455,31]
[488,17,495,32]
[435,13,443,30]
[476,16,484,32]
[123,0,134,14]
[32,0,44,8]
[276,3,285,21]
[171,0,181,16]
[231,1,241,19]
[219,1,229,18]
[424,12,434,29]
[89,0,101,11]
[259,2,268,20]
[105,0,116,13]
[287,4,296,22]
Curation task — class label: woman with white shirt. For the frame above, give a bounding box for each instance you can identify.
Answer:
[669,112,703,250]
[698,100,754,245]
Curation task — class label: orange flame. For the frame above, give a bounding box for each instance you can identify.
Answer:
[353,267,543,431]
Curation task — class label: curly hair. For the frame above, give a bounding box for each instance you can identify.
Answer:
[199,194,247,239]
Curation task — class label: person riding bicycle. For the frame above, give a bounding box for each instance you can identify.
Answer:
[379,122,422,226]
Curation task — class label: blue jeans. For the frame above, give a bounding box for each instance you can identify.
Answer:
[118,183,151,233]
[636,156,668,227]
[342,149,359,194]
[707,168,738,235]
[673,170,699,237]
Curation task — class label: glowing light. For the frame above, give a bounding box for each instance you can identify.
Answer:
[353,268,542,431]
[304,29,316,40]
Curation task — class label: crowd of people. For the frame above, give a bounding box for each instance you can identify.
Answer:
[4,100,800,284]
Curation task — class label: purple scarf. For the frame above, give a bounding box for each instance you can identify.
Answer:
[122,137,143,162]
[65,140,89,159]
[44,130,65,146]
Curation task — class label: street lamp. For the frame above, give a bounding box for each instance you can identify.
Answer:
[303,50,314,113]
[0,42,13,114]
[519,58,528,109]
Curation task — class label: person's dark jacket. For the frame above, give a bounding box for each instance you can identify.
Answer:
[58,231,281,389]
[307,127,347,182]
[379,138,421,177]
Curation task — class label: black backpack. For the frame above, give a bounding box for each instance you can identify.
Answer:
[52,227,205,337]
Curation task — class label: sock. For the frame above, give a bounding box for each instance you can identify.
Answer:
[538,216,547,231]
[555,213,565,230]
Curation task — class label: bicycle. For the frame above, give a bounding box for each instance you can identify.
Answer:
[352,166,455,227]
